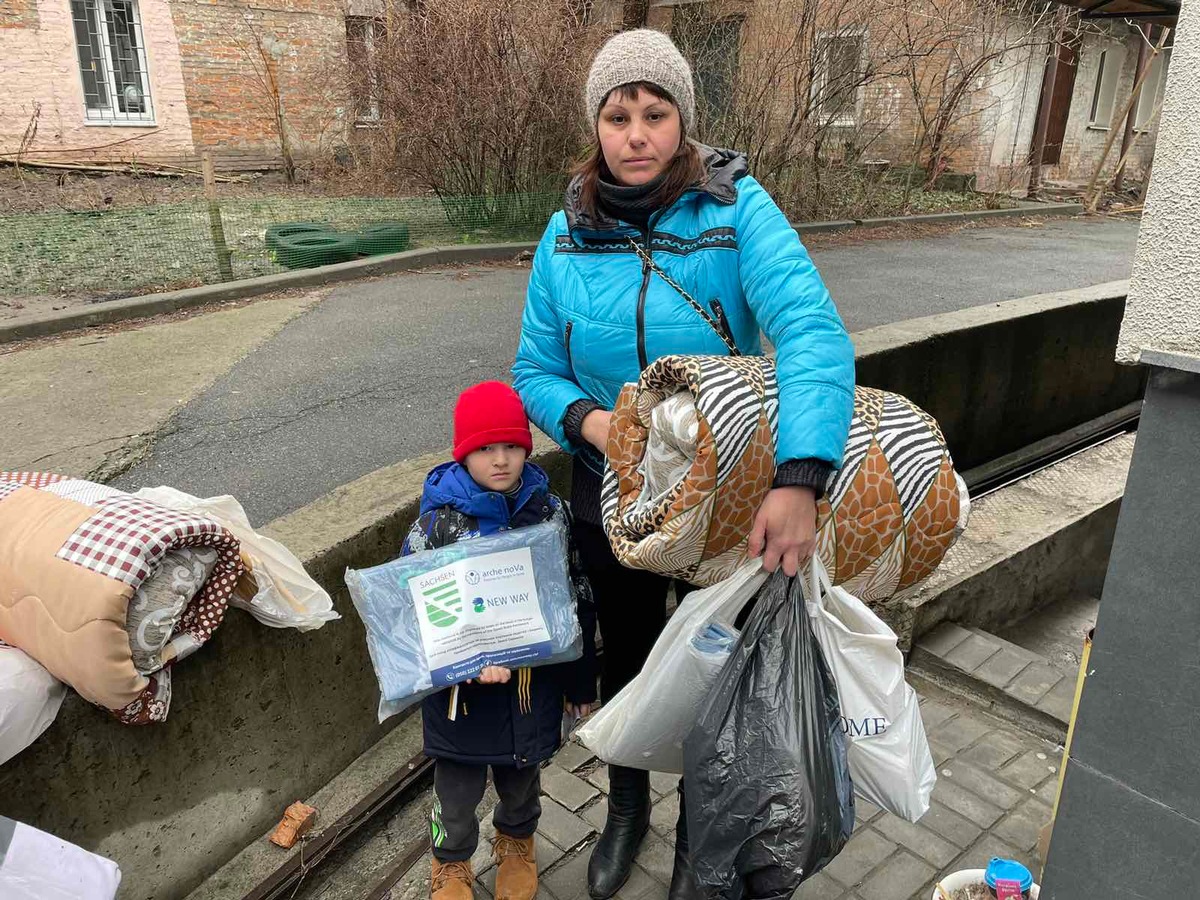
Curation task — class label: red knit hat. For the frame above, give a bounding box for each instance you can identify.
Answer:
[453,381,534,463]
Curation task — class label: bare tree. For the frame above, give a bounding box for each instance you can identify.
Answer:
[14,103,42,183]
[878,0,1055,190]
[226,11,298,183]
[368,0,602,226]
[674,0,900,219]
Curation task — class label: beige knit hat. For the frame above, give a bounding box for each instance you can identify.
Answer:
[585,29,696,134]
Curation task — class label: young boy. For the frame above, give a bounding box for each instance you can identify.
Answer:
[401,381,597,900]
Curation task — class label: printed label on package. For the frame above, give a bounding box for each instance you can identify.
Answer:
[408,547,551,685]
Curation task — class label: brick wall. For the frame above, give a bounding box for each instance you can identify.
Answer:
[169,0,352,161]
[1,0,39,30]
[0,0,195,164]
[647,0,1050,191]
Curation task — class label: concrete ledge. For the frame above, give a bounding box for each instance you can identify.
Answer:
[880,432,1134,653]
[183,708,428,900]
[854,281,1143,469]
[793,202,1083,235]
[855,203,1083,228]
[0,242,539,346]
[793,218,858,234]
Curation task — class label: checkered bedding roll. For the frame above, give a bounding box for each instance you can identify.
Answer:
[0,472,242,724]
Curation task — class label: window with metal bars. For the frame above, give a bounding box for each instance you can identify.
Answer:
[671,7,744,126]
[70,0,155,123]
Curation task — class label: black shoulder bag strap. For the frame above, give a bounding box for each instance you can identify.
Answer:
[626,237,742,357]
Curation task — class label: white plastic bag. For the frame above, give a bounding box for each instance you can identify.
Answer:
[804,557,936,822]
[0,816,121,899]
[133,487,338,631]
[0,642,66,767]
[578,561,766,773]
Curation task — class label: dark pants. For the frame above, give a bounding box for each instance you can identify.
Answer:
[573,520,693,703]
[431,760,541,862]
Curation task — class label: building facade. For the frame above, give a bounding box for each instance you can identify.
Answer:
[0,0,1172,189]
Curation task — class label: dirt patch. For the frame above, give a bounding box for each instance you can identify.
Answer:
[802,214,1063,250]
[0,166,427,215]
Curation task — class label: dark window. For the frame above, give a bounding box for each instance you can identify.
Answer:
[346,16,385,123]
[1089,45,1124,127]
[672,8,743,127]
[819,34,864,124]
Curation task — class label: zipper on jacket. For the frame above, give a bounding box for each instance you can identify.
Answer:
[635,227,652,371]
[710,298,736,353]
[564,320,575,374]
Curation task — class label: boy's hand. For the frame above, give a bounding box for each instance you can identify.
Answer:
[474,666,511,685]
[566,702,595,718]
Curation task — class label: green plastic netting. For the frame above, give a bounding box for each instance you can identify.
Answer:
[0,192,560,303]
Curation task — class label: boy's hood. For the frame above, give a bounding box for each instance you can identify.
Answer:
[420,460,550,523]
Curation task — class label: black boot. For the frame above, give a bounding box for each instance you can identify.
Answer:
[668,782,700,899]
[588,766,651,899]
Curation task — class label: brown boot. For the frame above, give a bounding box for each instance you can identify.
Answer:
[493,833,538,900]
[431,858,475,900]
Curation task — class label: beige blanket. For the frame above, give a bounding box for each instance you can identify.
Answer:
[0,473,242,724]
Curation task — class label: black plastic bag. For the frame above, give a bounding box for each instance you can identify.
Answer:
[683,570,855,900]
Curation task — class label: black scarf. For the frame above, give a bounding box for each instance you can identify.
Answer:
[596,170,669,232]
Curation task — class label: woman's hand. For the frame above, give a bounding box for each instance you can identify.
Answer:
[748,486,818,577]
[581,409,612,453]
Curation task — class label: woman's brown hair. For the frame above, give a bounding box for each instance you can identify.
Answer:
[573,81,708,224]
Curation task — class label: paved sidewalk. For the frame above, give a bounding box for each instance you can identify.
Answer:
[386,686,1063,900]
[1,291,319,479]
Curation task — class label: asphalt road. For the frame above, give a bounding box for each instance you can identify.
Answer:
[114,216,1140,523]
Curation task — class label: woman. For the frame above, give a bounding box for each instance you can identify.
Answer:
[512,28,855,900]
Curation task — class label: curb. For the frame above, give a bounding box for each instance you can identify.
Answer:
[792,201,1084,234]
[0,242,538,346]
[1,202,1085,347]
[909,638,1070,745]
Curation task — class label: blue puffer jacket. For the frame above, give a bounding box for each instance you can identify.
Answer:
[512,145,855,469]
[400,461,597,768]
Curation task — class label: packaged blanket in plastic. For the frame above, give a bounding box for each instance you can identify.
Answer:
[0,472,243,724]
[346,519,582,721]
[577,561,765,773]
[601,355,970,598]
[684,570,855,898]
[0,815,122,899]
[0,641,66,766]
